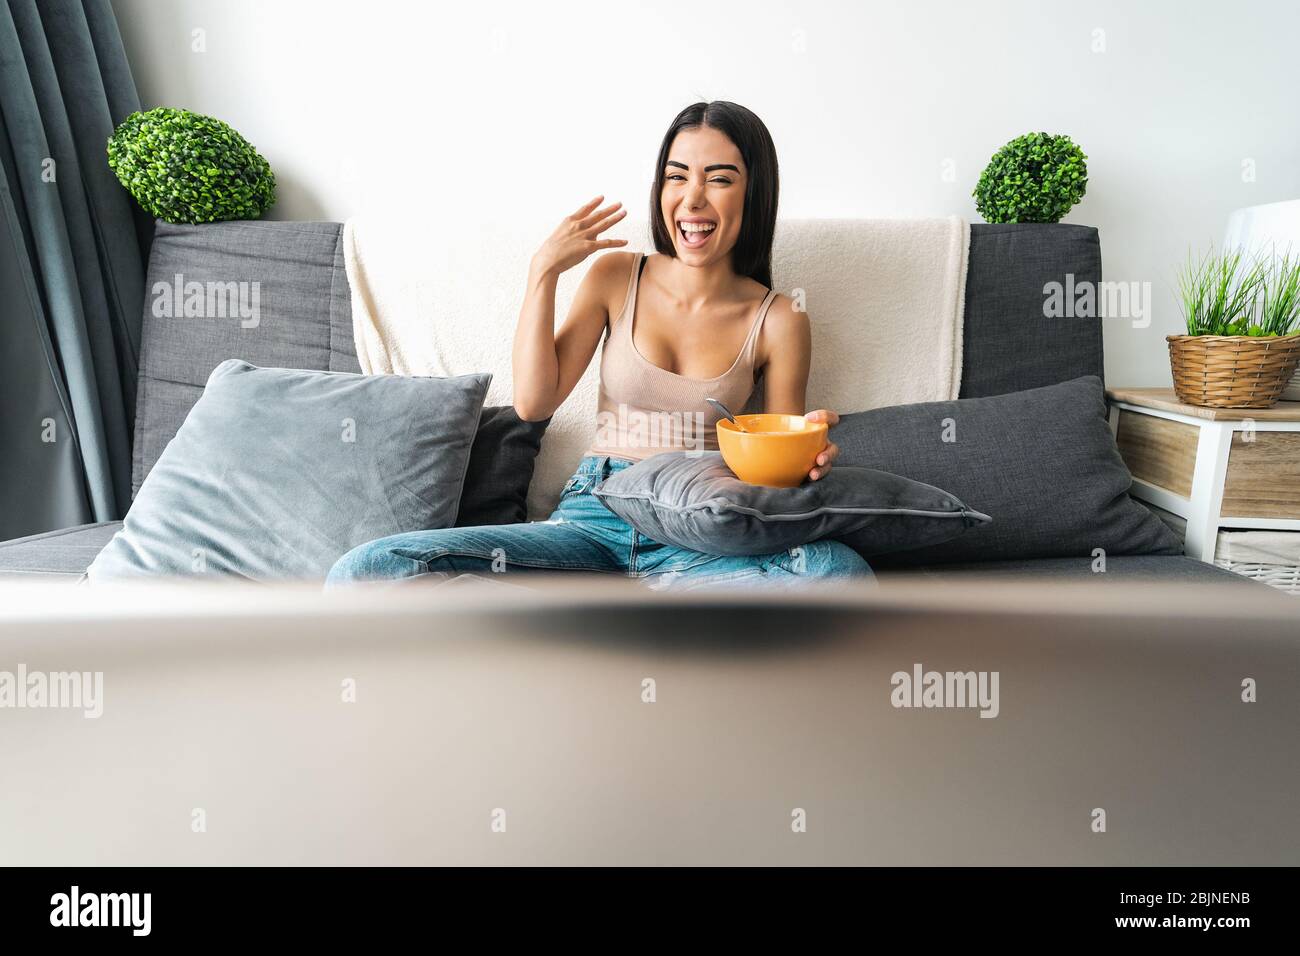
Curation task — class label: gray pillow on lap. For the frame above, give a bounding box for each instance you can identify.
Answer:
[88,360,491,580]
[831,375,1184,567]
[592,452,990,557]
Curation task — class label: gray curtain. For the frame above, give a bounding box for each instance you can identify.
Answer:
[0,0,149,540]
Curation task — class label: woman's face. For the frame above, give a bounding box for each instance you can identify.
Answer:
[660,125,747,269]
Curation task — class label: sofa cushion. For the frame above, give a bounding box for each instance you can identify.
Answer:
[0,521,123,579]
[592,450,989,557]
[92,361,490,581]
[133,220,360,498]
[831,375,1184,566]
[961,224,1104,398]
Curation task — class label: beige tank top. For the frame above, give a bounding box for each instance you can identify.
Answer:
[585,252,777,461]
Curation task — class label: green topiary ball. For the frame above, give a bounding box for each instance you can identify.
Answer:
[107,107,276,224]
[973,132,1088,224]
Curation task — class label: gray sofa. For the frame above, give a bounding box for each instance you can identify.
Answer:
[0,219,1260,587]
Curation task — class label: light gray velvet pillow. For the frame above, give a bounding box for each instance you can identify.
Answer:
[88,360,491,581]
[592,452,990,558]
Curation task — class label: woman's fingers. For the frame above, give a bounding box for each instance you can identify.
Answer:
[809,439,840,480]
[805,408,840,426]
[534,197,617,276]
[584,207,627,236]
[590,238,629,250]
[569,195,605,221]
[577,201,623,231]
[806,408,841,477]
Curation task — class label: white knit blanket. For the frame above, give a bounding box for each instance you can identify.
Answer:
[344,215,969,520]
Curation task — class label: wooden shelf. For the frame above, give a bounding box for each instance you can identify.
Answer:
[1105,387,1300,422]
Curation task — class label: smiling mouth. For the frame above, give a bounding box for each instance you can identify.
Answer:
[678,220,717,249]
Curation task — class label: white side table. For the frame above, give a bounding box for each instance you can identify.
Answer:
[1106,388,1300,563]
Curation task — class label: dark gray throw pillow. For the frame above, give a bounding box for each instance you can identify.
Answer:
[88,360,491,580]
[830,375,1184,567]
[592,452,990,557]
[456,407,549,527]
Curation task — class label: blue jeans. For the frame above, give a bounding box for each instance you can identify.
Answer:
[325,454,876,590]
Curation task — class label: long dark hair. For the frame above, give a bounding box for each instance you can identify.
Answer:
[649,101,779,288]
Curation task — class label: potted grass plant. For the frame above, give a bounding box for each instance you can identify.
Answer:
[1170,247,1300,408]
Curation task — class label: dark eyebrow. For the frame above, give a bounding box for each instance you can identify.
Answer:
[665,161,741,174]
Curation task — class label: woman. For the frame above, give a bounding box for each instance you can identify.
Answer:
[327,101,873,590]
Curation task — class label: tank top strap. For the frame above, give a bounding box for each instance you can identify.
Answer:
[611,252,646,331]
[740,288,779,366]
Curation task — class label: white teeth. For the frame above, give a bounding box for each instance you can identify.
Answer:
[679,222,716,233]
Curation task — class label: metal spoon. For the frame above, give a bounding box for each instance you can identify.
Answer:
[705,397,747,432]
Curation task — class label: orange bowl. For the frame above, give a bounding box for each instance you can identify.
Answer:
[715,413,828,487]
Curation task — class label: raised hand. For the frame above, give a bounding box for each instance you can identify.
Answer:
[530,195,628,280]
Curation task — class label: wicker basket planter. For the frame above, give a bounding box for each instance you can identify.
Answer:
[1167,333,1300,408]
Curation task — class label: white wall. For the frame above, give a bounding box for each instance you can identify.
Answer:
[111,0,1300,387]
